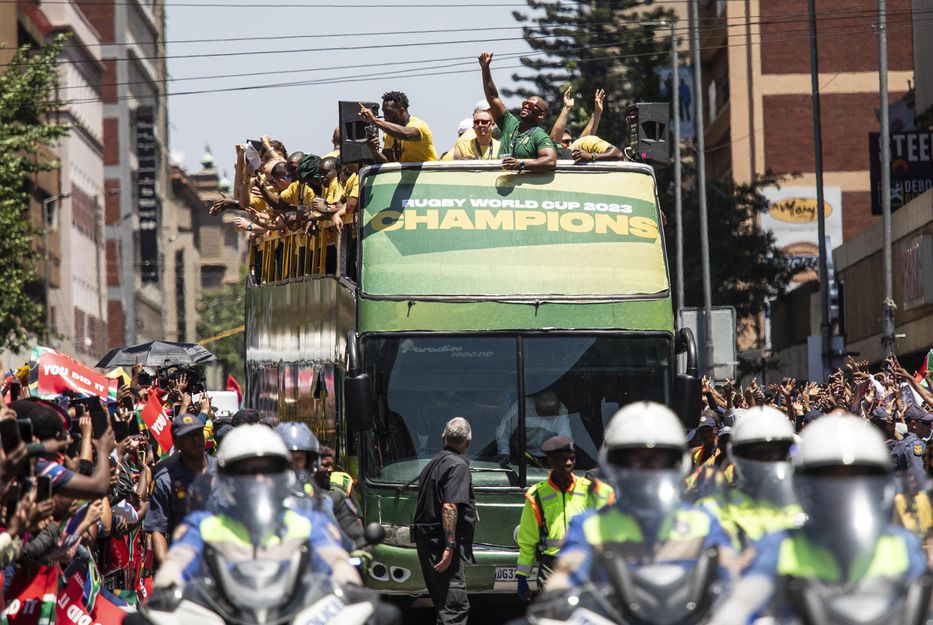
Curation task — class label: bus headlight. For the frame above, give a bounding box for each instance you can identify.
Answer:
[379,524,414,547]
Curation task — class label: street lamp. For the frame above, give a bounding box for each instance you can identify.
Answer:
[42,192,71,341]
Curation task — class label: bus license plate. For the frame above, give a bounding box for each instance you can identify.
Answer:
[495,567,519,582]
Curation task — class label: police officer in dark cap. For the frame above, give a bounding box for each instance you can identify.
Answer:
[905,405,933,442]
[513,435,613,600]
[869,407,896,449]
[143,413,217,568]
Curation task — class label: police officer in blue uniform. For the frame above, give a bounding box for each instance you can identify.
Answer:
[153,424,360,590]
[143,413,217,567]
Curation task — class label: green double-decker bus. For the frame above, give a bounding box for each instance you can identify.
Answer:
[245,161,699,597]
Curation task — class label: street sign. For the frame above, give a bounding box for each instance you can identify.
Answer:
[869,131,933,215]
[678,307,736,382]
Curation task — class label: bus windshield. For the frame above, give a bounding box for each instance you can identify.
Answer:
[360,166,667,298]
[362,334,671,487]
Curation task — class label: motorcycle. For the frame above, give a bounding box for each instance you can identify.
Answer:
[128,490,393,625]
[525,546,726,625]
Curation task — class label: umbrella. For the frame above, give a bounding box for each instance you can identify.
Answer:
[96,341,217,369]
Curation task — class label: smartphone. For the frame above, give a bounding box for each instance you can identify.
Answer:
[73,397,109,438]
[36,475,52,502]
[112,418,130,442]
[16,419,32,445]
[0,419,21,454]
[73,403,86,418]
[9,381,20,402]
[122,394,135,411]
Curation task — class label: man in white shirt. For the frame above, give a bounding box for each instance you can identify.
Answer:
[495,389,573,463]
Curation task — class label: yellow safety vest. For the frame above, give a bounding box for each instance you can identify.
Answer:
[516,473,615,577]
[700,490,804,549]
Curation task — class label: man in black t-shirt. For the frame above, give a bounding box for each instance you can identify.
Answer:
[412,417,475,625]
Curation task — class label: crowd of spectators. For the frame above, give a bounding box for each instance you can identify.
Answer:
[0,355,365,621]
[685,352,933,555]
[208,52,626,280]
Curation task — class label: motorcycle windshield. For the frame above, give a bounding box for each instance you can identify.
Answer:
[214,472,293,550]
[733,458,798,507]
[795,475,894,575]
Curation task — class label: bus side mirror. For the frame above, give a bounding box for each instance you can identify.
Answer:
[345,373,374,432]
[673,374,701,429]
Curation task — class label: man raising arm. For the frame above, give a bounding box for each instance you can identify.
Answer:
[478,52,556,173]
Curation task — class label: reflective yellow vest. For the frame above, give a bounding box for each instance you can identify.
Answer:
[776,531,912,583]
[516,473,615,577]
[331,471,354,497]
[700,490,804,549]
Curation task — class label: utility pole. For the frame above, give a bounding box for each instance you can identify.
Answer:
[672,21,684,316]
[878,0,895,356]
[806,0,832,379]
[689,0,714,376]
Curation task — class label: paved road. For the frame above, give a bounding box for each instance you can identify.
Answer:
[399,600,526,625]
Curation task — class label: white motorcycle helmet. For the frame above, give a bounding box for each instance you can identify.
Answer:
[601,402,688,536]
[216,425,294,547]
[729,406,797,505]
[794,413,894,572]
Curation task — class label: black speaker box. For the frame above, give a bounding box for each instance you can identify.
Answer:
[625,102,671,166]
[339,101,380,165]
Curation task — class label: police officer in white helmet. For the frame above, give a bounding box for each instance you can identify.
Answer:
[700,406,805,550]
[709,413,931,625]
[538,402,739,625]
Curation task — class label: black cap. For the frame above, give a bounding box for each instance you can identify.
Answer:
[171,413,203,438]
[231,408,260,427]
[697,411,719,430]
[541,436,575,453]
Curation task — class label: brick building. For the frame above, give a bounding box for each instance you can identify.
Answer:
[77,0,172,348]
[1,0,108,365]
[698,0,914,243]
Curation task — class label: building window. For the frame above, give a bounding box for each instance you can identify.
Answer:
[175,250,186,340]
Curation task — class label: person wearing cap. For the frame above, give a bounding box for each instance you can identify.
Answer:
[153,425,361,591]
[685,411,729,497]
[699,407,804,551]
[545,402,737,605]
[514,435,614,601]
[708,414,929,625]
[313,446,367,553]
[143,413,217,568]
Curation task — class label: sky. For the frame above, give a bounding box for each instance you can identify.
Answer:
[166,1,537,177]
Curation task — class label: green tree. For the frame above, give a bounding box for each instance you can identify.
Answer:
[196,270,246,383]
[510,2,793,330]
[662,169,794,319]
[0,35,70,351]
[508,0,675,145]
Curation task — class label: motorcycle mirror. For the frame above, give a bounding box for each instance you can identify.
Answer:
[364,522,386,546]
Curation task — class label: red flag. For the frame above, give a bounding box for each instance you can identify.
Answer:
[4,564,59,625]
[57,575,127,625]
[226,374,243,406]
[140,392,174,453]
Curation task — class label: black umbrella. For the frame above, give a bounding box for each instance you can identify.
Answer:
[96,341,217,369]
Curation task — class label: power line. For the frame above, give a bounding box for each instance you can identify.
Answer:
[2,5,894,50]
[4,4,922,66]
[61,17,921,106]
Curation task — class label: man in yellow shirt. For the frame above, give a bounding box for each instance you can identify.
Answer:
[452,109,500,160]
[549,88,623,163]
[323,127,340,160]
[359,91,437,163]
